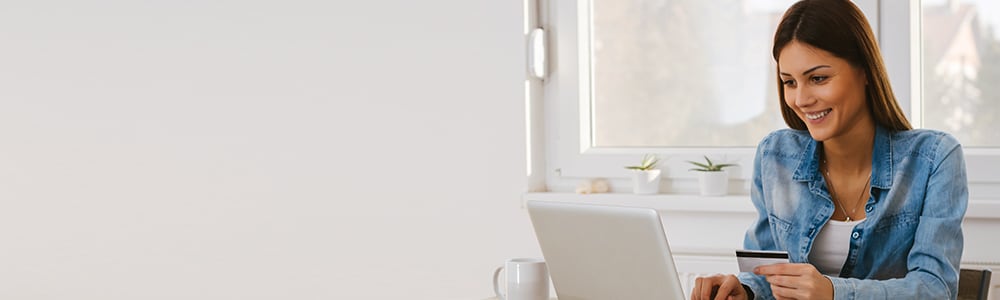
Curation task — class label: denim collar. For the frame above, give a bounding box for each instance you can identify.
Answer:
[792,125,893,190]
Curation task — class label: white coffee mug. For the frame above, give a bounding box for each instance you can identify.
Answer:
[492,258,549,300]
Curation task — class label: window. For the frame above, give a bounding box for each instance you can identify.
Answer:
[921,0,1000,147]
[590,0,789,147]
[539,0,1000,193]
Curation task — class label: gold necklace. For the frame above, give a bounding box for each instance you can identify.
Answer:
[823,159,871,222]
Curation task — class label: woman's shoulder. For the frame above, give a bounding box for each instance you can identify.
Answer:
[891,129,962,151]
[758,128,812,147]
[756,129,812,157]
[889,129,963,162]
[759,128,811,143]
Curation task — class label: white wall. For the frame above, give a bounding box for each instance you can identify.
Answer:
[0,1,536,299]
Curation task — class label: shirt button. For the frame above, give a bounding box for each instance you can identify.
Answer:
[866,205,873,212]
[852,232,860,239]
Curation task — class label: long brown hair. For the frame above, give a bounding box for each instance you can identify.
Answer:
[773,0,911,130]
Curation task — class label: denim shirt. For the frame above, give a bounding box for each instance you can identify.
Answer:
[737,125,968,300]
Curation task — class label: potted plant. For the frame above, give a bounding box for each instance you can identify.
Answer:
[688,156,736,196]
[625,154,661,195]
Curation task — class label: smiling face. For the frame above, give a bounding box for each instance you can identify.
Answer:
[778,40,872,142]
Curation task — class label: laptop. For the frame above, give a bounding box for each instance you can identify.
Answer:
[526,200,687,300]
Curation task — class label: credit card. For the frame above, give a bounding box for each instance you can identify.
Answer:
[735,250,790,273]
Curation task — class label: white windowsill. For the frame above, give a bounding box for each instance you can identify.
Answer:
[522,192,1000,219]
[522,192,755,213]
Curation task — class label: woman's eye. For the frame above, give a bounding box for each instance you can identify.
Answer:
[811,76,828,83]
[782,79,795,87]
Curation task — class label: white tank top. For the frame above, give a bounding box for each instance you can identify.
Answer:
[809,219,865,276]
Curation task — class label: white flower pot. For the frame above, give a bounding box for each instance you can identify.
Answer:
[697,171,729,196]
[632,169,661,195]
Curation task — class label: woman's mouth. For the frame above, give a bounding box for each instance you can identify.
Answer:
[805,109,832,121]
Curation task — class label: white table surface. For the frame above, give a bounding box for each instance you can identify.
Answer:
[482,298,557,300]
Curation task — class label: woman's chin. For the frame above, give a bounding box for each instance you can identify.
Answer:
[806,128,832,142]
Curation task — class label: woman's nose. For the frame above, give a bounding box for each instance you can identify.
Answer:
[793,88,815,108]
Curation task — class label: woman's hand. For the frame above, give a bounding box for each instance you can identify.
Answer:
[753,263,833,300]
[691,274,748,300]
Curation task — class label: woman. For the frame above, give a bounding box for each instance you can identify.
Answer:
[691,1,968,299]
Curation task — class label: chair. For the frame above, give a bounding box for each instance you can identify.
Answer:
[958,268,992,300]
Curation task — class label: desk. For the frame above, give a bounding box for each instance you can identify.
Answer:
[482,298,557,300]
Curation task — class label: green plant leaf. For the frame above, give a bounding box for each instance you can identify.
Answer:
[626,154,658,171]
[687,160,711,169]
[643,159,658,169]
[714,163,737,169]
[688,156,738,171]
